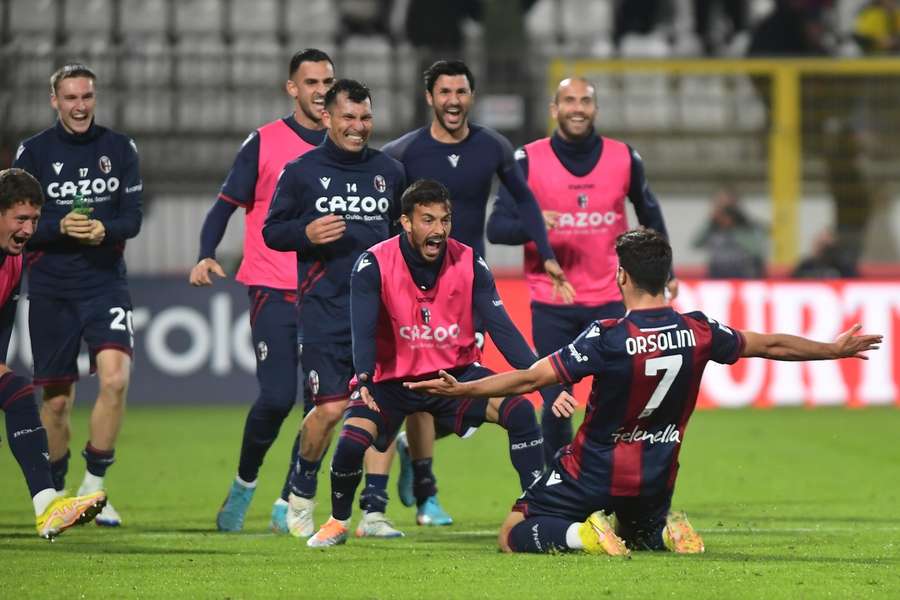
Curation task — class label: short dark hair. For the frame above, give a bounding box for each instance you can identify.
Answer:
[50,63,96,94]
[615,229,671,296]
[401,179,451,217]
[0,168,45,211]
[288,48,334,77]
[324,79,372,110]
[423,60,475,94]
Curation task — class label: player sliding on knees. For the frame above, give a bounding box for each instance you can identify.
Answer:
[407,229,881,556]
[305,179,544,548]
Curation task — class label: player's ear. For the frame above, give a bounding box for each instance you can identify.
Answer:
[400,213,412,233]
[285,79,298,99]
[616,265,627,288]
[425,89,434,107]
[50,93,59,110]
[321,108,332,129]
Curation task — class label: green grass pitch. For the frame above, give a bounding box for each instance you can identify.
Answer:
[1,406,898,599]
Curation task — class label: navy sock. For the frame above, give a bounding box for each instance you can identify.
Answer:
[359,474,389,513]
[289,453,323,499]
[1,374,54,496]
[330,425,372,521]
[50,450,70,491]
[237,402,290,482]
[412,458,437,505]
[540,384,573,464]
[498,396,544,490]
[280,432,301,501]
[507,517,574,553]
[83,443,115,477]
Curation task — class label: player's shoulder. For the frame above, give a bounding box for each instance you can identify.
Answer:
[469,123,510,148]
[381,127,428,159]
[365,147,405,176]
[16,126,55,157]
[97,125,139,155]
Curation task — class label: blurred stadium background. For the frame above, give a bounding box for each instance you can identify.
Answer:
[0,0,897,406]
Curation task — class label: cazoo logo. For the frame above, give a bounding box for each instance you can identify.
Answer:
[47,177,120,199]
[399,324,460,342]
[556,211,622,229]
[315,195,390,214]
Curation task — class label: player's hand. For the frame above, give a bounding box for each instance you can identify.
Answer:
[79,218,106,246]
[59,210,93,239]
[543,259,576,304]
[551,390,578,418]
[542,210,560,230]
[189,258,227,286]
[305,214,346,245]
[830,324,882,359]
[358,385,380,412]
[666,278,679,302]
[404,370,465,397]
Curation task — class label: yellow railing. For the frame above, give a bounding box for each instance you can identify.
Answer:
[548,58,900,266]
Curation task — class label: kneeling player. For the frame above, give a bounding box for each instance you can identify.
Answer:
[409,229,881,555]
[0,168,106,539]
[307,179,545,547]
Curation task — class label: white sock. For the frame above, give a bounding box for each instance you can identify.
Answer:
[273,498,288,507]
[235,474,257,488]
[33,488,59,516]
[79,472,104,494]
[565,523,584,550]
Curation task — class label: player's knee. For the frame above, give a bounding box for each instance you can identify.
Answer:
[98,368,129,400]
[498,396,539,437]
[256,385,296,419]
[42,391,72,420]
[315,400,347,428]
[0,374,36,415]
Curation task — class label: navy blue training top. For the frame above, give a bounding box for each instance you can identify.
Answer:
[14,120,142,300]
[381,124,555,261]
[263,136,406,344]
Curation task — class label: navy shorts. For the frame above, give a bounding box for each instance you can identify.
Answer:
[345,363,494,452]
[249,286,306,412]
[29,289,134,386]
[513,451,672,550]
[301,341,353,406]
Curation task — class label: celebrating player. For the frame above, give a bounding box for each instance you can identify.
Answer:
[190,48,335,533]
[14,64,143,527]
[0,168,107,539]
[487,76,676,463]
[305,179,544,548]
[382,59,571,524]
[264,79,406,539]
[408,229,882,555]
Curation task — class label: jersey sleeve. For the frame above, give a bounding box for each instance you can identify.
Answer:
[547,321,607,385]
[12,142,63,245]
[491,132,555,260]
[198,199,239,260]
[626,145,669,239]
[350,251,382,379]
[689,311,745,365]
[485,148,532,245]
[472,252,536,369]
[102,137,143,243]
[0,279,20,361]
[262,164,315,253]
[218,132,260,208]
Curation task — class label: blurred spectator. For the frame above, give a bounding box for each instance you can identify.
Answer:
[792,229,859,278]
[747,0,832,56]
[853,0,900,54]
[693,187,767,279]
[693,0,748,55]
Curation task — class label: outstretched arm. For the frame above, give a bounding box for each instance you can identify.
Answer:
[741,324,881,361]
[405,357,559,398]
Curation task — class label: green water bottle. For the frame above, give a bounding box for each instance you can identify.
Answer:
[72,192,92,215]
